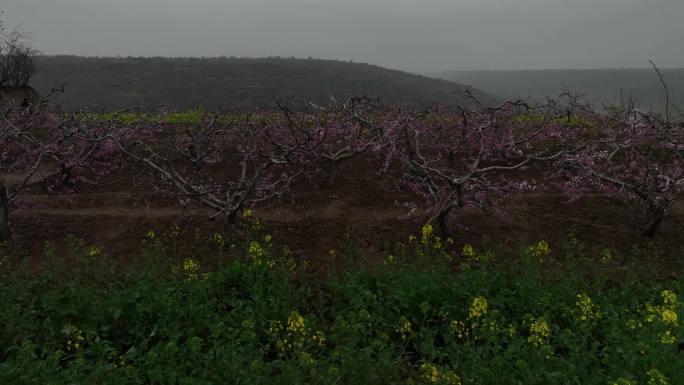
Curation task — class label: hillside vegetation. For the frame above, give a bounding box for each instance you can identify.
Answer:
[29,56,493,111]
[435,69,684,111]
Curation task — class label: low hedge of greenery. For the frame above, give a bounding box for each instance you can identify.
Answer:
[0,221,682,385]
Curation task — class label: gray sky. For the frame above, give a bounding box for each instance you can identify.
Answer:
[3,0,683,72]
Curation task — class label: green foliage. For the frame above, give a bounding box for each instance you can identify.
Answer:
[68,109,256,125]
[0,226,682,384]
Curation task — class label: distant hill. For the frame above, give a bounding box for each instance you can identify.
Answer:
[29,56,494,111]
[434,69,684,111]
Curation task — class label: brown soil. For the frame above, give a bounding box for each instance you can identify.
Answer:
[4,154,684,274]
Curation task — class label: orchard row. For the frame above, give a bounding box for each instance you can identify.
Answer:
[1,95,682,244]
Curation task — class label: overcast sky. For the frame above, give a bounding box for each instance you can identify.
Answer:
[3,0,683,72]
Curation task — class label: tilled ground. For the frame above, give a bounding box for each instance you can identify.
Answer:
[4,155,684,274]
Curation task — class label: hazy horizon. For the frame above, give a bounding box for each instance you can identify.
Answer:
[32,54,684,74]
[4,0,684,73]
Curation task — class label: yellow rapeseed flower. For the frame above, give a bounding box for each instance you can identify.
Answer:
[529,240,550,258]
[267,321,283,335]
[450,320,469,339]
[421,363,440,384]
[88,246,102,257]
[312,331,326,347]
[384,254,397,265]
[286,311,306,335]
[661,309,678,326]
[178,258,203,281]
[248,241,267,266]
[645,306,658,323]
[660,330,676,345]
[419,363,462,385]
[661,290,677,307]
[65,328,85,353]
[433,236,442,249]
[397,316,412,340]
[248,241,264,257]
[442,370,462,385]
[608,379,637,385]
[183,258,199,272]
[212,233,224,245]
[486,319,499,336]
[421,224,433,244]
[462,244,476,260]
[574,293,601,321]
[528,317,550,347]
[647,369,669,385]
[600,248,613,263]
[468,296,488,319]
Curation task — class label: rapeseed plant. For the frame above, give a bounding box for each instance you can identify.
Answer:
[462,244,476,260]
[421,224,433,245]
[87,246,102,257]
[384,254,397,265]
[527,317,550,347]
[450,320,469,339]
[4,229,683,384]
[287,311,306,335]
[468,296,488,319]
[647,369,669,385]
[608,378,637,385]
[172,258,205,281]
[397,316,412,340]
[311,331,325,347]
[660,330,676,345]
[421,363,440,383]
[600,248,613,263]
[63,325,85,353]
[211,232,224,246]
[574,293,601,321]
[420,363,462,385]
[529,240,550,260]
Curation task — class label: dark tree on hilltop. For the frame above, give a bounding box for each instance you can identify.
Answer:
[0,12,39,87]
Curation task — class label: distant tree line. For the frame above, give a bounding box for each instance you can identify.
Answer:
[29,55,493,111]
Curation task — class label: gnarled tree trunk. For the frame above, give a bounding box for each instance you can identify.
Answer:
[641,206,666,238]
[327,160,338,186]
[0,181,12,244]
[437,209,450,239]
[221,209,238,247]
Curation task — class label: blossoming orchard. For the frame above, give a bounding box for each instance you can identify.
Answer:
[2,93,682,244]
[0,94,682,384]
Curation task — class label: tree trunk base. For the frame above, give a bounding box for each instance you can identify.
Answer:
[0,182,12,244]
